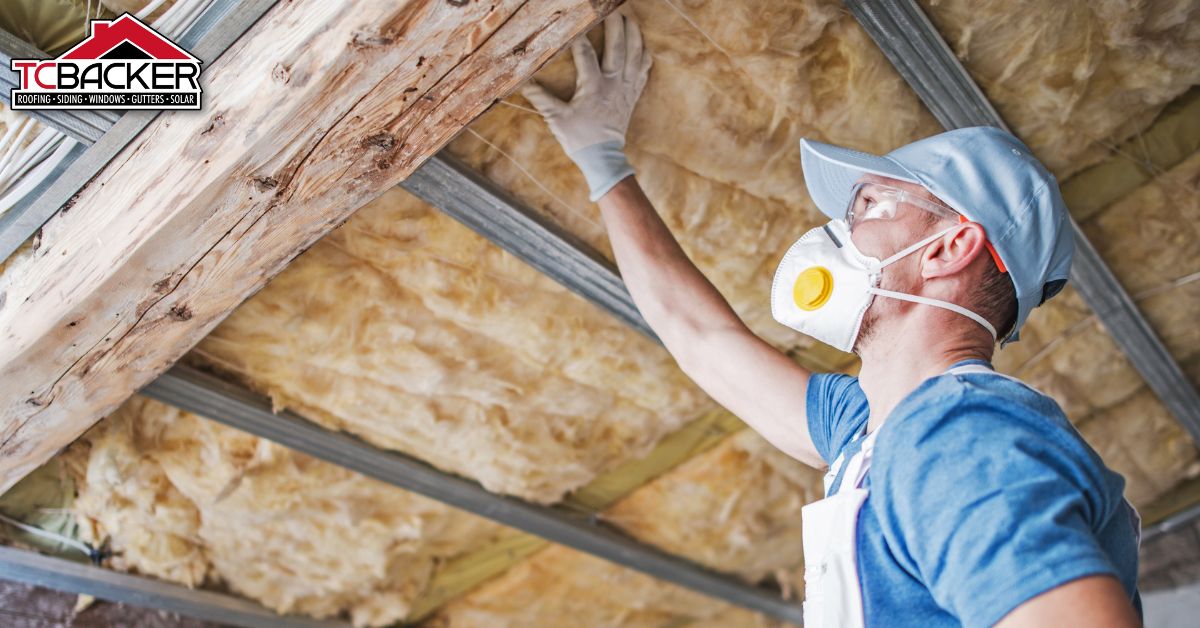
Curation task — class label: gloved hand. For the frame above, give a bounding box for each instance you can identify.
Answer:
[520,13,652,201]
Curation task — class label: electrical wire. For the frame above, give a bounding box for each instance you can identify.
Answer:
[1,0,220,224]
[463,127,607,240]
[0,510,99,561]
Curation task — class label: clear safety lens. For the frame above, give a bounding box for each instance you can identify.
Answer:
[846,183,898,228]
[845,182,959,230]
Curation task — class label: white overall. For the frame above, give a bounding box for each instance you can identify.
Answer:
[799,364,1143,628]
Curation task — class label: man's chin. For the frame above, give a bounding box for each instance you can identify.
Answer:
[853,312,877,355]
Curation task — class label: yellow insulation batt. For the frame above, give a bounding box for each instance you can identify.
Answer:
[432,429,821,624]
[448,0,939,353]
[2,0,1196,624]
[191,186,714,504]
[422,545,787,628]
[62,396,506,627]
[603,429,822,588]
[921,0,1200,177]
[1072,151,1200,502]
[1083,151,1200,352]
[57,379,821,627]
[0,0,101,55]
[426,543,777,627]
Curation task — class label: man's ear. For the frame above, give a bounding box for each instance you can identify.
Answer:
[920,223,988,279]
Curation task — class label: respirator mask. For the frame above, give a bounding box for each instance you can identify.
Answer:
[770,216,998,353]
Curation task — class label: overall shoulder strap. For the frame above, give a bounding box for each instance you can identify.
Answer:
[823,423,867,496]
[947,363,1039,391]
[946,363,998,377]
[852,428,883,489]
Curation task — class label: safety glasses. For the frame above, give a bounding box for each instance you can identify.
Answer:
[845,182,960,229]
[844,182,1007,273]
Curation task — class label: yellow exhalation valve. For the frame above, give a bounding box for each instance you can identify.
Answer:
[793,266,833,311]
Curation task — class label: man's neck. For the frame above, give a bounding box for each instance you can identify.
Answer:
[856,316,993,434]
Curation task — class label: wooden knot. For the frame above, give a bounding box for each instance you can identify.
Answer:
[252,176,279,191]
[201,114,225,136]
[363,133,397,150]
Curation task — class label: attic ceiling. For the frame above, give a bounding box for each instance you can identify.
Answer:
[1,0,1199,626]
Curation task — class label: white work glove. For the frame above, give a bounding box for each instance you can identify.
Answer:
[520,13,652,201]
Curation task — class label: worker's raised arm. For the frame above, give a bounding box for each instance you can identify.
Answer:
[521,14,823,468]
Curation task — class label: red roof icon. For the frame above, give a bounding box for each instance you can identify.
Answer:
[60,14,197,61]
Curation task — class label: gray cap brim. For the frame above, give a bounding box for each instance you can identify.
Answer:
[800,138,920,220]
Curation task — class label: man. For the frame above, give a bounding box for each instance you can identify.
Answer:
[521,13,1144,628]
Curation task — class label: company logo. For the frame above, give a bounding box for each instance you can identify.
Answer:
[8,13,202,111]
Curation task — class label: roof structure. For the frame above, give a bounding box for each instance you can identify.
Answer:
[1,0,1199,626]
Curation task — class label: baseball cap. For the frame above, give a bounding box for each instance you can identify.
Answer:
[798,126,1074,343]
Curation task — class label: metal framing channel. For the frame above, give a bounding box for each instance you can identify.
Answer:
[1143,502,1200,543]
[0,30,117,144]
[401,152,657,340]
[141,366,804,624]
[845,0,1200,444]
[0,546,345,628]
[0,0,281,262]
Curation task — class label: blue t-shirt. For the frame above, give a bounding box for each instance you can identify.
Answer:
[806,359,1142,627]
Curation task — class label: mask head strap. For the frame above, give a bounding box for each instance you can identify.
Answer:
[867,287,998,341]
[868,225,999,341]
[874,225,958,270]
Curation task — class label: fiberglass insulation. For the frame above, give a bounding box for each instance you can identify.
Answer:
[15,0,1200,624]
[449,0,940,357]
[431,429,822,626]
[920,0,1200,177]
[190,185,715,504]
[986,137,1200,506]
[427,543,772,627]
[62,395,506,626]
[602,429,823,587]
[449,0,1200,504]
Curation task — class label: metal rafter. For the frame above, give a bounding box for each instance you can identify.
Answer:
[0,14,788,622]
[141,366,803,624]
[0,546,344,628]
[0,30,117,144]
[0,0,280,263]
[401,152,657,340]
[1143,502,1200,543]
[845,0,1200,444]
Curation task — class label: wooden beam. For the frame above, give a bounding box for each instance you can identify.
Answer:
[0,0,623,493]
[0,0,283,264]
